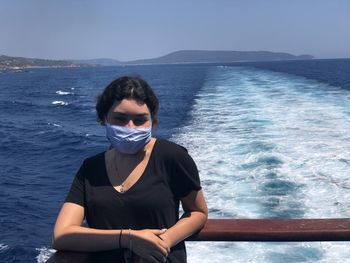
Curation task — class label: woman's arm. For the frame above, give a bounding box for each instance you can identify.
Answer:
[52,202,169,260]
[53,202,122,251]
[158,189,208,248]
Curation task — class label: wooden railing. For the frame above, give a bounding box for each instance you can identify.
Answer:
[47,218,350,263]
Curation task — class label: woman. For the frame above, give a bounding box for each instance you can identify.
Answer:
[52,76,208,263]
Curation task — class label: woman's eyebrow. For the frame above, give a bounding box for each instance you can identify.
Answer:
[113,112,149,116]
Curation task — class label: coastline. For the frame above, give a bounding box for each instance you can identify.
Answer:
[0,64,97,73]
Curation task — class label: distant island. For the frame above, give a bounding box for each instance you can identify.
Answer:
[1,50,313,70]
[123,50,313,65]
[0,55,87,71]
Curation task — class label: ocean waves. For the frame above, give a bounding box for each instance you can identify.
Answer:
[56,89,74,95]
[0,244,55,263]
[0,69,109,263]
[172,65,350,262]
[1,63,350,262]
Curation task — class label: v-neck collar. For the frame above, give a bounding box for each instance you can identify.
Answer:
[103,139,158,195]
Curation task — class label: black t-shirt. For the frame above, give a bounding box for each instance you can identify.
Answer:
[65,139,201,263]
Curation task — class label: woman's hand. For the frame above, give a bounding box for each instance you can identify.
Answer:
[152,190,208,250]
[126,229,170,263]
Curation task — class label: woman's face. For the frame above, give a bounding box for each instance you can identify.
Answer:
[106,98,151,128]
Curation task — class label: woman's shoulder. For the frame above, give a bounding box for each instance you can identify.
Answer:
[155,139,189,156]
[81,151,106,168]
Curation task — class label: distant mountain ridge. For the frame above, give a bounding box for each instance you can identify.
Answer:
[1,50,313,69]
[126,50,313,65]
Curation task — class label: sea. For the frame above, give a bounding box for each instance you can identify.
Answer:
[0,59,350,263]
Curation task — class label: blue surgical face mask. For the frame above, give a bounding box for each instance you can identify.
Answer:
[106,123,152,154]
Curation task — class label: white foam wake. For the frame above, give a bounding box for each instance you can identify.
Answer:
[36,247,56,263]
[52,101,69,106]
[172,66,350,262]
[56,90,73,95]
[0,243,9,252]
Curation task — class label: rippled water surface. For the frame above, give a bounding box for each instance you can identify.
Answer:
[0,60,349,262]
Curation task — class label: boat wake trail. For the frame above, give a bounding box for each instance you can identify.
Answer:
[172,66,350,263]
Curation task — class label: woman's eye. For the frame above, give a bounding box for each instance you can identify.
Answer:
[114,116,128,123]
[133,118,148,125]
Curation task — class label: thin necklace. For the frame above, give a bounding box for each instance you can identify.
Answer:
[113,142,150,193]
[114,151,127,193]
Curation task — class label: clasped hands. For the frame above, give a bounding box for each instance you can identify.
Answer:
[124,229,170,263]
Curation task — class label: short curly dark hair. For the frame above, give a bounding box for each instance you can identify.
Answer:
[96,76,159,125]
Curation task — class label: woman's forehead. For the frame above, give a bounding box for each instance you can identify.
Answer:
[109,98,150,114]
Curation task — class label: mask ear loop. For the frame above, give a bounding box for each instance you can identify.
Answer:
[150,119,156,136]
[104,118,113,150]
[104,115,109,126]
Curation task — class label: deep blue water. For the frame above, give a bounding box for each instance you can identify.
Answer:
[0,59,350,262]
[239,58,350,91]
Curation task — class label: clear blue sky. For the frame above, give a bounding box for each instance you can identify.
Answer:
[1,0,349,61]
